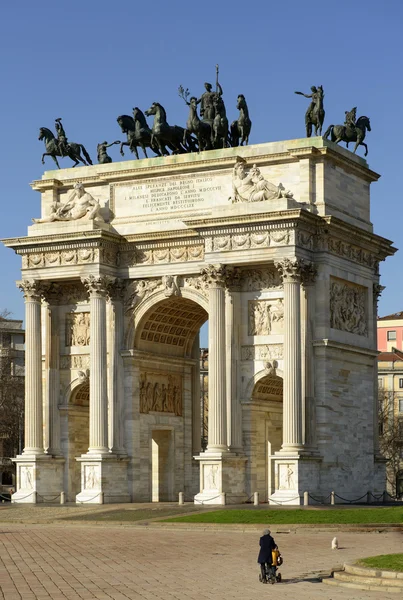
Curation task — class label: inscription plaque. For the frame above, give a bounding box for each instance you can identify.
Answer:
[113,172,232,218]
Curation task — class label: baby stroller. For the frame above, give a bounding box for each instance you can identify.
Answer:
[259,548,283,584]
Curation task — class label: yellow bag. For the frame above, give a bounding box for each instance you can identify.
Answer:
[272,549,279,565]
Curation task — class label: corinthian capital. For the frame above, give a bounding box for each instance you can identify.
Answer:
[17,279,43,301]
[274,258,305,283]
[81,275,116,298]
[201,264,234,288]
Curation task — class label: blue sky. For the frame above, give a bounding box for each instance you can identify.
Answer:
[0,1,402,345]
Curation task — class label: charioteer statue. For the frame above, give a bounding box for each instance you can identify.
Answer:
[294,85,325,137]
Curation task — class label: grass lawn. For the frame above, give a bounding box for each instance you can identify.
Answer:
[62,507,202,522]
[161,507,403,525]
[358,554,403,572]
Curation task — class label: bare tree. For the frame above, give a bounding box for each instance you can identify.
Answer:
[378,386,403,497]
[0,310,25,471]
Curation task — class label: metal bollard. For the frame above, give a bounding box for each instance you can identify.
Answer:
[33,491,37,504]
[382,490,388,504]
[99,492,104,505]
[60,491,66,505]
[253,492,259,506]
[366,491,371,504]
[221,492,226,505]
[304,491,309,506]
[330,491,335,505]
[178,492,184,505]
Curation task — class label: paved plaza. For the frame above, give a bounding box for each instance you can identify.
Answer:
[0,514,402,600]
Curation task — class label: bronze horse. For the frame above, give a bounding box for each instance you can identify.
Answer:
[324,116,371,156]
[230,94,252,146]
[145,102,198,155]
[39,127,92,169]
[117,109,161,159]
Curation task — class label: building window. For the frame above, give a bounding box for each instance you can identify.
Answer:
[399,399,403,413]
[399,379,403,389]
[387,330,396,341]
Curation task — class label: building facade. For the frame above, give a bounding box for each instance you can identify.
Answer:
[0,317,25,489]
[2,138,396,504]
[377,314,403,496]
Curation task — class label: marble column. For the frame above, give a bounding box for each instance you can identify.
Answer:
[275,259,304,453]
[300,263,318,451]
[225,269,243,452]
[43,284,62,456]
[18,280,44,455]
[82,276,114,455]
[191,334,202,455]
[107,280,126,455]
[203,264,229,453]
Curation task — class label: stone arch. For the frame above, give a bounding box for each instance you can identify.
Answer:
[126,288,208,357]
[62,374,90,406]
[63,376,90,501]
[244,366,284,400]
[243,367,284,501]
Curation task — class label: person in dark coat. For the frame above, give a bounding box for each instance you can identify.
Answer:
[257,529,277,582]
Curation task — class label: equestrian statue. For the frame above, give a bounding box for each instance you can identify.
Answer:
[324,108,371,156]
[295,85,325,137]
[117,108,162,159]
[39,118,93,168]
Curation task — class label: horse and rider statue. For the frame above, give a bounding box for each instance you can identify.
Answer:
[323,107,371,156]
[39,118,93,169]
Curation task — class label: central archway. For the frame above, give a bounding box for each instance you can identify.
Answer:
[128,293,208,501]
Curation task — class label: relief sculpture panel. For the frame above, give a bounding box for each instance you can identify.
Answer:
[329,277,368,336]
[248,299,284,335]
[65,312,90,346]
[139,372,182,416]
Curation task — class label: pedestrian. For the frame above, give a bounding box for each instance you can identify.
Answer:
[257,528,277,583]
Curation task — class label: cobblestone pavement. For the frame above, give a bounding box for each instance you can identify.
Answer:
[0,523,402,600]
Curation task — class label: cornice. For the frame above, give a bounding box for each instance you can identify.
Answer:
[2,229,123,251]
[313,339,378,357]
[29,139,377,191]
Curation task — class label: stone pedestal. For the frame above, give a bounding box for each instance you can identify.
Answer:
[194,453,247,505]
[269,454,321,505]
[12,455,65,504]
[76,456,131,504]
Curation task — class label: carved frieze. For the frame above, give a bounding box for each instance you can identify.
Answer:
[59,282,88,305]
[65,312,90,347]
[248,299,284,335]
[330,277,368,336]
[139,372,182,416]
[60,354,90,370]
[211,229,290,252]
[20,243,120,270]
[119,244,204,267]
[241,344,283,361]
[241,268,282,291]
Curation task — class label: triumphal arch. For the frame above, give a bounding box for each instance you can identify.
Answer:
[3,138,395,504]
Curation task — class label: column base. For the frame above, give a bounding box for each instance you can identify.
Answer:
[11,454,65,504]
[269,453,322,506]
[193,452,248,505]
[76,455,131,504]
